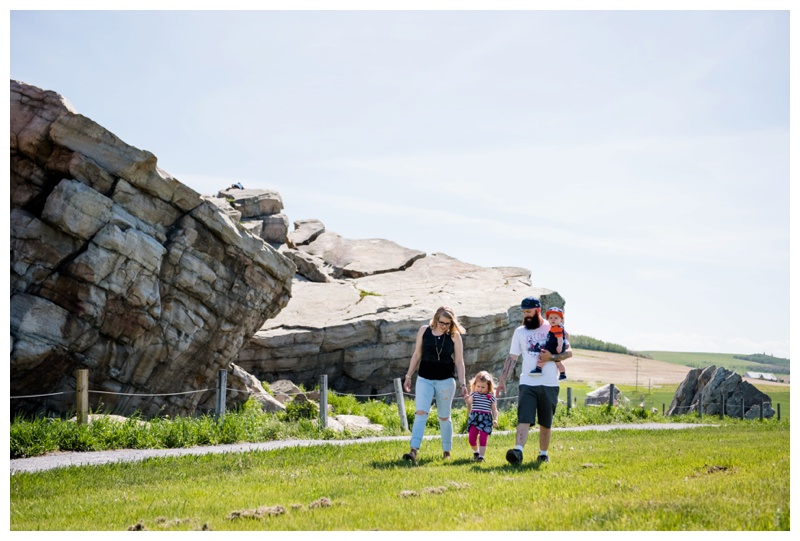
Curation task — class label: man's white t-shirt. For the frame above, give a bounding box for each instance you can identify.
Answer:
[509,322,560,387]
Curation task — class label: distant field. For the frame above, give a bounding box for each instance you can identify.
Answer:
[642,351,790,381]
[564,349,790,419]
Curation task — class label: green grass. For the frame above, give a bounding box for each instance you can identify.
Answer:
[10,396,407,459]
[13,380,790,459]
[10,421,789,530]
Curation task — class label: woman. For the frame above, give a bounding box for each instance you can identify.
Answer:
[402,306,468,461]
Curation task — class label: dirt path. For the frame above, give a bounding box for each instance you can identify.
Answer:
[10,423,715,474]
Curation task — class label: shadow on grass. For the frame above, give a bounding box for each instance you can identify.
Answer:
[368,455,547,471]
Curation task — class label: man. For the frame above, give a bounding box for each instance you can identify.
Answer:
[497,296,572,464]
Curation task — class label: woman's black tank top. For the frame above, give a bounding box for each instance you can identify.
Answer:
[417,326,455,381]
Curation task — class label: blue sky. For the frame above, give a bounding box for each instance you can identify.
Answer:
[6,3,794,359]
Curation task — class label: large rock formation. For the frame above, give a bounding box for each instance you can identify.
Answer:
[217,187,289,247]
[10,80,296,418]
[667,366,774,419]
[237,248,564,397]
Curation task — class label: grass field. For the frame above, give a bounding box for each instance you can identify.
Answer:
[10,421,789,530]
[642,351,789,379]
[549,381,789,420]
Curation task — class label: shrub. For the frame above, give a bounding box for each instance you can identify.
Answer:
[283,400,319,422]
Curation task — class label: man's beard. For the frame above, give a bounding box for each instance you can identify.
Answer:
[523,313,543,330]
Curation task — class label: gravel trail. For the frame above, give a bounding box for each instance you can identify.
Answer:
[10,422,714,474]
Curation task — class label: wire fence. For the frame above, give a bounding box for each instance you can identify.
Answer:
[9,382,516,402]
[10,370,781,426]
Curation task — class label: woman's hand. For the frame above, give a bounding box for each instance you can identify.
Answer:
[403,376,412,393]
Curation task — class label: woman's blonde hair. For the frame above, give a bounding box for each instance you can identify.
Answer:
[429,306,466,337]
[469,370,495,393]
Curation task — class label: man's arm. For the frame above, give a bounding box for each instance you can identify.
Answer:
[497,353,518,395]
[539,345,573,363]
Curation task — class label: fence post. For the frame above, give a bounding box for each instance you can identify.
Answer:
[566,387,572,413]
[760,400,764,421]
[741,399,745,420]
[777,403,781,421]
[609,384,615,407]
[394,378,409,431]
[720,396,725,419]
[75,369,89,425]
[215,369,227,421]
[662,403,665,416]
[698,396,702,418]
[319,375,328,429]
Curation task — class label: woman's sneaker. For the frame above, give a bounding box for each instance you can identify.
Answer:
[476,456,485,463]
[402,449,418,462]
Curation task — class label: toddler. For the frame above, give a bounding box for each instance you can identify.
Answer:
[465,371,499,462]
[530,307,568,380]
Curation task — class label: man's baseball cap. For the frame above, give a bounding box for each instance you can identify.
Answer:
[546,307,564,319]
[520,296,541,309]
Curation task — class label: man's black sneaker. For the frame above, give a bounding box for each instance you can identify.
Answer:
[537,453,550,463]
[506,448,523,464]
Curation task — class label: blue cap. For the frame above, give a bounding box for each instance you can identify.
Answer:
[520,296,541,309]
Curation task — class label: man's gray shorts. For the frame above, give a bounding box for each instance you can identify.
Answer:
[517,385,560,428]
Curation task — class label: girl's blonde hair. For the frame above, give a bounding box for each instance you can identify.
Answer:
[469,370,495,393]
[429,306,466,337]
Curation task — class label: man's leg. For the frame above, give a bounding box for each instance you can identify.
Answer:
[538,425,551,451]
[535,386,559,462]
[515,423,531,447]
[507,386,535,464]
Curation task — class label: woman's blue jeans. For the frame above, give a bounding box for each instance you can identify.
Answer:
[410,376,456,452]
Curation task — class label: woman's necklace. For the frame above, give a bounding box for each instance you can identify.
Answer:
[435,332,446,361]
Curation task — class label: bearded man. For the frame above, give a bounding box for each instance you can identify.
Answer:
[497,296,572,464]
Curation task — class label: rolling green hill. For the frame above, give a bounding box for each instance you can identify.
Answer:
[641,351,789,377]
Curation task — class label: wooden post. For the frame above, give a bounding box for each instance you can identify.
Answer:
[75,369,89,425]
[777,403,781,421]
[609,384,615,407]
[215,369,227,421]
[698,395,702,418]
[394,378,409,431]
[760,400,764,421]
[319,375,328,429]
[720,397,725,419]
[741,399,745,420]
[566,387,572,413]
[662,403,665,416]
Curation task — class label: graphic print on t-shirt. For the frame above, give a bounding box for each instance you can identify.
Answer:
[526,334,541,354]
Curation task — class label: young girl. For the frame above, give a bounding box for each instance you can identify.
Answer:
[465,371,499,462]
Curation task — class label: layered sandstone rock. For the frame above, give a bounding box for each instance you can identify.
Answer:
[10,80,296,418]
[218,188,288,246]
[238,251,565,397]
